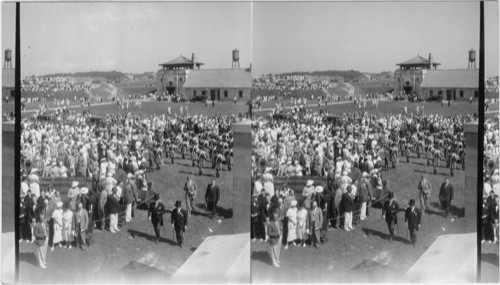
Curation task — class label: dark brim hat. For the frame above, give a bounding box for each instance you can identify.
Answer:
[388,192,394,199]
[409,199,415,206]
[175,200,181,207]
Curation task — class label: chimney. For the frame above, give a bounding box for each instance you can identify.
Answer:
[428,53,433,70]
[191,53,196,69]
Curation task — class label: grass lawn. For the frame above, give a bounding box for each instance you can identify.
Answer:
[251,154,468,283]
[255,100,478,117]
[79,101,250,117]
[19,155,235,283]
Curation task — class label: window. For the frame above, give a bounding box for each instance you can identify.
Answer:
[180,78,183,82]
[460,91,464,98]
[438,91,443,95]
[193,90,197,97]
[224,90,228,98]
[239,90,243,98]
[202,91,206,96]
[430,90,433,96]
[474,91,478,98]
[169,81,173,87]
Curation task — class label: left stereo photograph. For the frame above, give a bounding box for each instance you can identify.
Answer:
[2,2,252,283]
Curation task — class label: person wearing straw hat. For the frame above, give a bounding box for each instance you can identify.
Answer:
[51,201,63,251]
[284,200,298,249]
[314,185,330,243]
[405,199,422,246]
[382,192,399,243]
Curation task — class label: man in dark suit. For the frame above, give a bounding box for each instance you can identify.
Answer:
[341,185,355,231]
[260,194,272,241]
[405,199,422,246]
[171,200,188,248]
[382,192,399,243]
[308,200,323,248]
[148,193,166,244]
[205,179,220,219]
[439,177,454,218]
[251,193,261,241]
[73,202,89,251]
[107,187,120,233]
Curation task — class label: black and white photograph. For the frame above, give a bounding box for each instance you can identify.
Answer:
[1,1,499,284]
[2,2,16,283]
[250,1,498,283]
[8,2,252,283]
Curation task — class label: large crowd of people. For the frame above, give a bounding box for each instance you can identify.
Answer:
[251,104,476,266]
[253,74,331,92]
[21,109,238,179]
[22,76,92,93]
[483,116,499,244]
[19,107,242,268]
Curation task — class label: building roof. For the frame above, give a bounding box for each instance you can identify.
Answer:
[159,55,204,67]
[397,55,440,66]
[419,69,479,89]
[183,69,252,89]
[2,68,15,88]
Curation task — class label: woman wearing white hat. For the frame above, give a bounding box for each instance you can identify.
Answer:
[285,200,298,249]
[51,201,63,251]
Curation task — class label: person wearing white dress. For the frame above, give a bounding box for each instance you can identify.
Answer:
[51,202,63,251]
[296,203,309,247]
[62,207,74,248]
[285,200,298,249]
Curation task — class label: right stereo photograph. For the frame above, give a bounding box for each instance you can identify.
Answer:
[250,1,499,283]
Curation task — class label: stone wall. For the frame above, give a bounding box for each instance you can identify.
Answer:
[464,121,478,233]
[231,120,251,234]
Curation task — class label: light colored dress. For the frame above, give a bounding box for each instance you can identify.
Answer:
[67,187,80,211]
[296,208,308,240]
[52,209,63,243]
[62,210,74,242]
[286,208,297,242]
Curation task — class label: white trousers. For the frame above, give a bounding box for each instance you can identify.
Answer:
[110,214,119,232]
[126,203,132,222]
[360,202,367,220]
[344,212,353,229]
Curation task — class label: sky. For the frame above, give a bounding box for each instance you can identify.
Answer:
[2,3,16,67]
[7,2,251,76]
[1,2,498,78]
[253,1,499,77]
